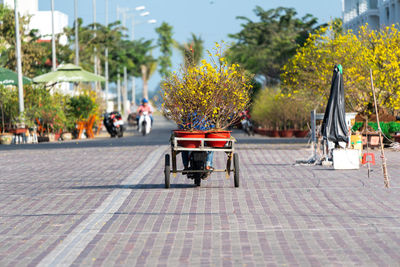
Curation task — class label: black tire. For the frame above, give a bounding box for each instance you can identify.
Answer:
[233,153,239,188]
[194,175,201,186]
[141,121,146,136]
[165,154,170,188]
[117,126,124,138]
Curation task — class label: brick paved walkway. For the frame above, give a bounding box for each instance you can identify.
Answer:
[0,139,399,266]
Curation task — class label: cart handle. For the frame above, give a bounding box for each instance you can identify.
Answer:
[172,136,235,150]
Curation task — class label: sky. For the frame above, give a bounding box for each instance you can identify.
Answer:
[39,0,342,100]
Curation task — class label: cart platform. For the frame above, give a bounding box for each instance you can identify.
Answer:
[164,135,239,188]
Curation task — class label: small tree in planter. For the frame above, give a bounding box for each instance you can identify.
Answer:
[66,94,99,138]
[161,43,252,132]
[1,87,19,130]
[0,85,10,133]
[0,86,16,144]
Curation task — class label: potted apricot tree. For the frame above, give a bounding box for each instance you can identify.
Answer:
[161,43,252,147]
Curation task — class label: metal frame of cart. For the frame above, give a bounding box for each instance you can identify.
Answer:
[164,136,240,188]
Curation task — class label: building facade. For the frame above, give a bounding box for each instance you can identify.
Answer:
[343,0,400,31]
[1,0,68,45]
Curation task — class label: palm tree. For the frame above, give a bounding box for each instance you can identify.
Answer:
[110,39,156,100]
[174,33,204,68]
[64,20,124,76]
[141,59,157,100]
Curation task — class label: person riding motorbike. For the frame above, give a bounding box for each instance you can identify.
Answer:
[240,109,254,135]
[179,113,215,178]
[136,98,153,127]
[240,110,251,122]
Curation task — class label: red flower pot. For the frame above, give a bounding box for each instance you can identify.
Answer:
[271,130,280,137]
[11,128,26,134]
[294,130,309,138]
[279,130,294,138]
[255,128,266,135]
[206,131,231,147]
[174,130,206,148]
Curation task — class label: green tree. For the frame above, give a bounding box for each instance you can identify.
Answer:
[227,6,320,84]
[109,38,155,99]
[155,22,173,78]
[64,19,125,75]
[0,4,47,77]
[174,33,204,68]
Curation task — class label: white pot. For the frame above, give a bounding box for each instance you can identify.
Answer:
[61,132,72,141]
[0,133,13,145]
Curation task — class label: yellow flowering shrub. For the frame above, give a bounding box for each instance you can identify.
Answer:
[282,22,400,117]
[161,43,252,130]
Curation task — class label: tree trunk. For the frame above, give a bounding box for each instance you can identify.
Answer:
[1,102,4,133]
[96,57,102,92]
[141,65,149,100]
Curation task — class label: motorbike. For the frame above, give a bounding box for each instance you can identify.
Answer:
[138,111,151,136]
[186,152,209,186]
[241,118,254,136]
[103,111,124,138]
[127,112,138,126]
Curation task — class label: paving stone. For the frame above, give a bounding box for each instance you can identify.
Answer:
[0,132,399,266]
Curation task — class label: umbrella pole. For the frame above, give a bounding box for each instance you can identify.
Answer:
[365,117,371,179]
[370,69,389,188]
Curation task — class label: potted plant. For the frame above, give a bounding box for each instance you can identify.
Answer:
[0,85,10,143]
[66,94,98,139]
[0,85,18,145]
[61,115,75,141]
[161,43,252,147]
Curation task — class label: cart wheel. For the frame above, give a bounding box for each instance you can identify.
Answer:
[233,153,239,188]
[165,154,170,188]
[194,175,201,187]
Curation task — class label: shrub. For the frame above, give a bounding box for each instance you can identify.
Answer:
[252,87,310,130]
[282,22,400,116]
[0,85,18,132]
[67,95,98,121]
[388,121,400,133]
[351,121,400,137]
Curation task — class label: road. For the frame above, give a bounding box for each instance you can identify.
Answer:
[0,115,399,266]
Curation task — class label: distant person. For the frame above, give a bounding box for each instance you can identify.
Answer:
[136,98,153,126]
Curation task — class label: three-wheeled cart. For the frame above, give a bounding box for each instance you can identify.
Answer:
[164,134,239,188]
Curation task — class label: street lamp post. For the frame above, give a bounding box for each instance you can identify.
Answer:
[122,9,128,114]
[117,6,156,109]
[51,0,56,71]
[117,71,121,113]
[117,6,147,114]
[128,9,156,107]
[123,66,128,115]
[93,0,97,76]
[104,0,109,111]
[14,0,24,116]
[74,0,79,65]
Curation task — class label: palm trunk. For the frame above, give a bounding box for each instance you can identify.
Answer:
[96,57,102,91]
[141,65,149,100]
